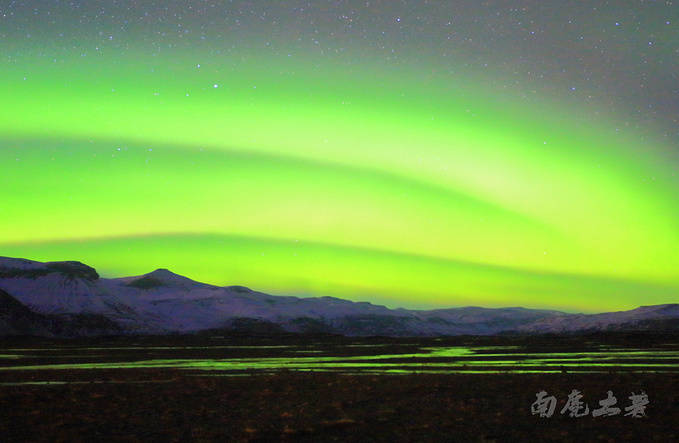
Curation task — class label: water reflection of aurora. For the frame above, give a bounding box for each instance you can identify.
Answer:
[2,344,679,377]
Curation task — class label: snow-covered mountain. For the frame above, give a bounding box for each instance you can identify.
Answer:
[0,256,677,336]
[514,304,679,333]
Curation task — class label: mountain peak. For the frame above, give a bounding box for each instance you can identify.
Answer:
[144,268,198,284]
[147,268,179,278]
[125,268,208,290]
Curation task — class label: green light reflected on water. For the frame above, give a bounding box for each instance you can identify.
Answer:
[1,345,677,375]
[0,380,175,386]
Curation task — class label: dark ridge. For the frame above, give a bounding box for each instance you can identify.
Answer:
[0,268,51,279]
[45,262,99,281]
[48,313,122,336]
[0,288,31,313]
[227,285,254,294]
[0,288,53,336]
[127,276,165,290]
[286,317,336,334]
[0,262,99,281]
[220,317,286,334]
[331,315,417,336]
[425,317,454,325]
[611,318,679,331]
[0,288,120,336]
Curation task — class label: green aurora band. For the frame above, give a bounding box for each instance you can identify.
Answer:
[1,50,678,312]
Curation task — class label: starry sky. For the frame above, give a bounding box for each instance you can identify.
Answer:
[1,1,678,312]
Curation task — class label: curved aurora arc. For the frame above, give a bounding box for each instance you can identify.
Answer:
[1,52,678,312]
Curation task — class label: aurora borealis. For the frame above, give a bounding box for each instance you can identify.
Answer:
[1,2,678,312]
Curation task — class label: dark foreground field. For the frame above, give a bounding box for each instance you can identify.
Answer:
[1,333,678,442]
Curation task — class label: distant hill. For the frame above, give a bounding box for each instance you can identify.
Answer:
[0,256,677,337]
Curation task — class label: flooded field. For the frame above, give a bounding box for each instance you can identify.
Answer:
[1,333,678,441]
[1,336,679,383]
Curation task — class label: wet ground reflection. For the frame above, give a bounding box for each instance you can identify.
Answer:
[1,341,677,383]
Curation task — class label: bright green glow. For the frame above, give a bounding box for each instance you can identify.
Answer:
[2,233,678,312]
[1,50,678,311]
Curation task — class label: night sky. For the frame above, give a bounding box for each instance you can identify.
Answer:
[1,1,678,312]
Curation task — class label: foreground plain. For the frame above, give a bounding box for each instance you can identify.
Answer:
[1,333,678,442]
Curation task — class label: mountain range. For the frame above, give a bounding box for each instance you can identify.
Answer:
[1,256,677,337]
